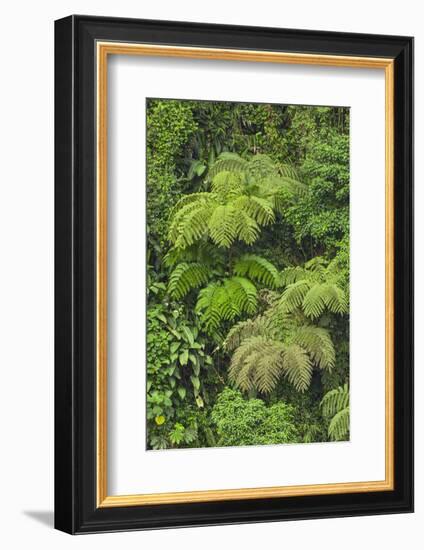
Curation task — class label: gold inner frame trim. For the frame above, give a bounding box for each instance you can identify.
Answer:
[96,41,395,508]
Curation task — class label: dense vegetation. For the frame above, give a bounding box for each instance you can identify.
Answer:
[146,99,350,450]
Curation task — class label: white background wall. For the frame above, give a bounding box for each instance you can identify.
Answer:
[0,0,420,548]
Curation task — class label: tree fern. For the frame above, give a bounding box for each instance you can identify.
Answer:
[169,198,214,249]
[224,317,269,352]
[210,171,244,200]
[279,257,348,319]
[321,384,350,441]
[228,336,285,393]
[208,152,248,179]
[208,204,238,248]
[167,262,212,299]
[282,343,314,392]
[229,332,322,393]
[195,277,258,334]
[328,408,350,440]
[168,153,305,250]
[291,326,335,370]
[233,254,281,289]
[164,241,224,270]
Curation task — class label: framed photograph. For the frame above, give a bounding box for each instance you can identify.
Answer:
[54,15,413,534]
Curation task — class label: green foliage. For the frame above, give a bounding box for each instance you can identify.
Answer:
[146,296,215,450]
[146,99,198,256]
[168,154,304,251]
[146,99,351,449]
[279,257,348,319]
[233,254,281,289]
[321,384,350,441]
[196,277,258,335]
[168,262,212,300]
[211,388,299,446]
[225,256,341,394]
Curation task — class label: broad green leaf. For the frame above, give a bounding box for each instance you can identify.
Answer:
[195,395,204,408]
[190,375,200,392]
[182,326,195,346]
[179,349,189,366]
[170,342,180,354]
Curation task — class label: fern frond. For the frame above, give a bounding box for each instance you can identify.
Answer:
[208,204,237,248]
[328,407,350,440]
[280,266,309,286]
[225,277,258,315]
[211,171,244,200]
[169,198,215,249]
[304,256,327,273]
[195,283,227,333]
[321,384,349,417]
[281,343,313,392]
[208,153,248,179]
[245,196,275,226]
[168,262,211,299]
[234,210,260,244]
[224,317,268,352]
[292,326,335,370]
[301,283,328,319]
[246,154,278,180]
[168,192,213,221]
[254,346,286,394]
[164,241,225,269]
[195,277,258,333]
[303,283,348,319]
[229,336,285,394]
[279,163,300,180]
[279,280,311,313]
[233,254,281,289]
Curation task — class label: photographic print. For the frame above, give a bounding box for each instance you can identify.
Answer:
[146,99,350,451]
[55,17,413,532]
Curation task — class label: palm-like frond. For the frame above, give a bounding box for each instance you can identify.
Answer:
[303,283,348,319]
[328,407,350,440]
[321,384,349,417]
[163,241,224,269]
[208,152,248,179]
[225,277,258,315]
[208,204,238,248]
[228,336,285,394]
[321,384,350,441]
[279,266,309,286]
[228,331,320,394]
[167,262,212,299]
[233,254,281,289]
[234,210,260,244]
[168,153,305,251]
[279,163,300,180]
[279,280,311,313]
[195,277,258,333]
[279,257,348,319]
[292,326,335,370]
[210,171,244,200]
[225,307,336,394]
[282,343,313,392]
[224,316,269,352]
[168,197,215,249]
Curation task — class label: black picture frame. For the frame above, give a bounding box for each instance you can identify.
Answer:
[55,14,414,534]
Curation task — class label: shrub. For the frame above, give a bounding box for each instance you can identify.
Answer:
[211,388,299,446]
